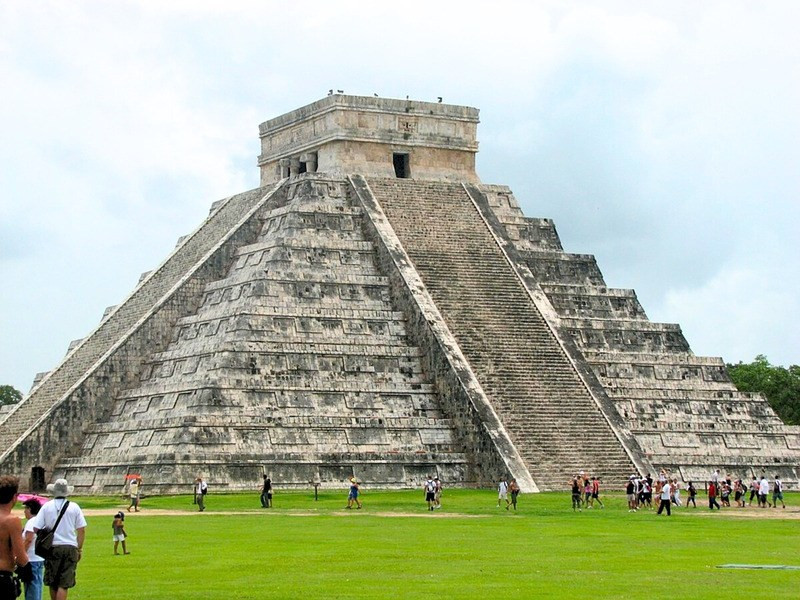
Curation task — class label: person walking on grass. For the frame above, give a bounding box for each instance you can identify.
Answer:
[0,476,33,598]
[195,477,208,512]
[433,477,442,510]
[36,478,87,600]
[708,481,721,510]
[571,477,582,512]
[498,478,510,509]
[625,476,636,512]
[640,477,652,510]
[346,478,362,509]
[772,475,785,509]
[112,512,129,556]
[748,477,758,506]
[424,475,436,511]
[758,475,770,508]
[261,475,272,508]
[127,476,141,512]
[590,476,604,509]
[508,478,520,511]
[720,481,731,507]
[686,481,697,507]
[657,479,672,516]
[583,477,592,508]
[22,499,44,600]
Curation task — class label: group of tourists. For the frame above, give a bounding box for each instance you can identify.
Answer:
[0,476,87,600]
[624,470,682,514]
[706,470,786,510]
[498,477,521,510]
[570,472,604,512]
[422,475,443,510]
[620,469,788,516]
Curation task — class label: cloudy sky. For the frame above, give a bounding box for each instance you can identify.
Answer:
[1,1,798,393]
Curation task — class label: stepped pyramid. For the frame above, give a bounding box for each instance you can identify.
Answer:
[2,95,798,493]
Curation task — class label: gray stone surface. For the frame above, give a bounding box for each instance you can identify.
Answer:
[2,94,797,493]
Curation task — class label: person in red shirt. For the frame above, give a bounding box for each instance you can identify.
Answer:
[708,481,721,510]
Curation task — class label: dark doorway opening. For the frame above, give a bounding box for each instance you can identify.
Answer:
[393,153,410,178]
[298,162,307,174]
[31,466,46,492]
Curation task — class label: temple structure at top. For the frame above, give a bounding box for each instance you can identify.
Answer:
[257,95,480,182]
[1,94,797,494]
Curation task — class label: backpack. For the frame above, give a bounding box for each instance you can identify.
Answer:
[425,480,435,493]
[201,483,208,495]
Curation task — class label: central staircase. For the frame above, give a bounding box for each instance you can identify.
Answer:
[366,178,636,489]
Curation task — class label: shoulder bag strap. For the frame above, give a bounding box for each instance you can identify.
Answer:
[52,500,70,534]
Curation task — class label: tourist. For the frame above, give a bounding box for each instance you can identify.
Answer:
[657,479,672,516]
[748,477,758,506]
[128,476,141,512]
[758,475,770,508]
[625,476,636,512]
[433,477,442,510]
[708,481,721,510]
[686,481,697,507]
[583,477,592,508]
[22,498,45,600]
[772,475,785,509]
[733,479,744,508]
[424,475,436,511]
[711,469,720,488]
[571,477,582,512]
[640,477,652,510]
[261,475,272,508]
[36,478,87,600]
[0,476,32,598]
[591,476,604,509]
[112,512,129,556]
[720,481,731,507]
[195,477,208,512]
[346,477,362,509]
[509,478,520,511]
[672,479,681,507]
[498,478,510,509]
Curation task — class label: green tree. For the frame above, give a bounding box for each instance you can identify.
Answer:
[0,385,23,406]
[727,355,800,425]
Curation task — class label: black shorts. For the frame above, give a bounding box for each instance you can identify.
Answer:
[426,492,435,501]
[0,571,18,599]
[591,493,599,499]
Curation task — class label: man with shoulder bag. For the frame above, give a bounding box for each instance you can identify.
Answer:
[34,479,87,600]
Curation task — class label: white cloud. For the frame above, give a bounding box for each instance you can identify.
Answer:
[656,262,799,367]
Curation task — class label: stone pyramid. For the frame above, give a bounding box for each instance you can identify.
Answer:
[2,95,797,493]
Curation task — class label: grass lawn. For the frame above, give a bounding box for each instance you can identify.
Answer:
[41,490,799,599]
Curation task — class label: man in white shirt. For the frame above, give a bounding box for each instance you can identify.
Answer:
[758,476,770,508]
[35,478,87,600]
[497,478,509,508]
[195,477,208,512]
[657,481,672,516]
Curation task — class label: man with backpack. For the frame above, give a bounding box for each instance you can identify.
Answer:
[424,476,436,511]
[35,478,87,600]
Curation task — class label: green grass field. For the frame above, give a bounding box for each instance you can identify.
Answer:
[42,490,799,599]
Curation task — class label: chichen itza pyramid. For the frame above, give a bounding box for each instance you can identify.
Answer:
[2,95,798,494]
